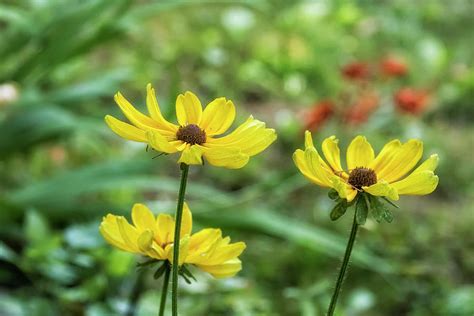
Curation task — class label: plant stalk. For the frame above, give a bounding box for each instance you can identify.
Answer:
[327,210,359,316]
[158,264,171,316]
[171,163,190,316]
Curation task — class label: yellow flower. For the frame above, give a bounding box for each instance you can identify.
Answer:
[99,203,246,278]
[105,84,276,168]
[293,131,439,202]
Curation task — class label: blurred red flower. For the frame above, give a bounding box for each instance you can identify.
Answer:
[394,88,429,115]
[341,62,370,80]
[381,56,408,77]
[304,100,334,131]
[345,92,379,124]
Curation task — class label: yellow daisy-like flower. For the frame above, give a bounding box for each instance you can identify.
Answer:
[293,131,439,202]
[105,84,276,168]
[99,203,246,278]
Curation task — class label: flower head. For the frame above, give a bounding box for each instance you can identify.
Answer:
[304,100,334,131]
[380,56,408,77]
[105,84,276,168]
[100,203,246,278]
[341,62,370,81]
[293,132,439,202]
[394,87,430,115]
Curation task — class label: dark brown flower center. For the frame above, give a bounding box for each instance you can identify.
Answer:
[176,124,206,145]
[348,167,377,189]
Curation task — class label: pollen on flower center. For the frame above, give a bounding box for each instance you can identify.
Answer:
[348,167,377,189]
[176,124,206,145]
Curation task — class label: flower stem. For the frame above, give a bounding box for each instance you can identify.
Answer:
[171,163,190,316]
[327,210,359,316]
[158,263,171,316]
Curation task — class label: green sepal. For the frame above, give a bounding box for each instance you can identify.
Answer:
[330,200,348,221]
[368,195,394,223]
[355,194,369,225]
[381,196,399,209]
[179,265,197,284]
[328,189,339,201]
[136,258,159,269]
[153,261,168,280]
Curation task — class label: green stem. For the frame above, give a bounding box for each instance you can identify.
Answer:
[158,264,171,316]
[327,210,359,316]
[171,163,190,316]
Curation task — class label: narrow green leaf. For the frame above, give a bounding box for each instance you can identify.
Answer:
[330,200,348,221]
[355,195,369,225]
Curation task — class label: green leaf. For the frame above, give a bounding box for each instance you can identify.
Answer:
[330,200,348,221]
[153,262,168,280]
[327,189,339,201]
[355,195,369,225]
[368,196,395,223]
[383,209,394,223]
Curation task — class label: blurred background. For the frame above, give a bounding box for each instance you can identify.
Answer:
[0,0,473,315]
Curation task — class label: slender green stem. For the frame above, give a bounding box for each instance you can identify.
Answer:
[158,264,171,316]
[327,210,359,316]
[171,163,190,316]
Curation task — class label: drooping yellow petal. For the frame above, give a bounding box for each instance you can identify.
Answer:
[131,204,156,232]
[205,242,246,265]
[346,136,375,170]
[200,98,235,136]
[391,170,439,195]
[331,176,358,201]
[178,144,204,165]
[322,136,345,175]
[137,229,154,252]
[156,214,174,245]
[203,147,249,169]
[180,203,193,237]
[146,83,178,132]
[205,116,276,156]
[293,149,327,187]
[146,131,178,154]
[197,258,242,278]
[176,91,202,125]
[304,147,333,187]
[363,181,399,200]
[376,139,423,183]
[168,235,190,266]
[104,115,147,142]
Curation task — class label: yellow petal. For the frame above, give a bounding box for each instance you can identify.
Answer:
[376,139,423,183]
[346,188,358,202]
[180,202,193,237]
[104,115,147,142]
[363,181,399,200]
[146,131,178,154]
[391,170,439,195]
[178,144,204,165]
[188,228,222,253]
[197,258,242,278]
[131,203,156,232]
[346,136,375,170]
[304,130,315,149]
[304,147,333,187]
[99,214,133,252]
[412,154,439,173]
[322,135,345,175]
[146,83,178,132]
[114,92,174,136]
[116,216,140,253]
[200,98,235,136]
[156,214,174,245]
[176,91,202,125]
[293,149,327,187]
[205,241,246,265]
[137,229,154,252]
[205,116,276,156]
[168,235,190,266]
[369,139,402,173]
[203,147,249,169]
[331,176,358,201]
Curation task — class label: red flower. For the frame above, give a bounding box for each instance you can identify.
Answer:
[381,56,408,77]
[304,100,334,131]
[341,62,370,80]
[394,88,429,115]
[345,92,379,124]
